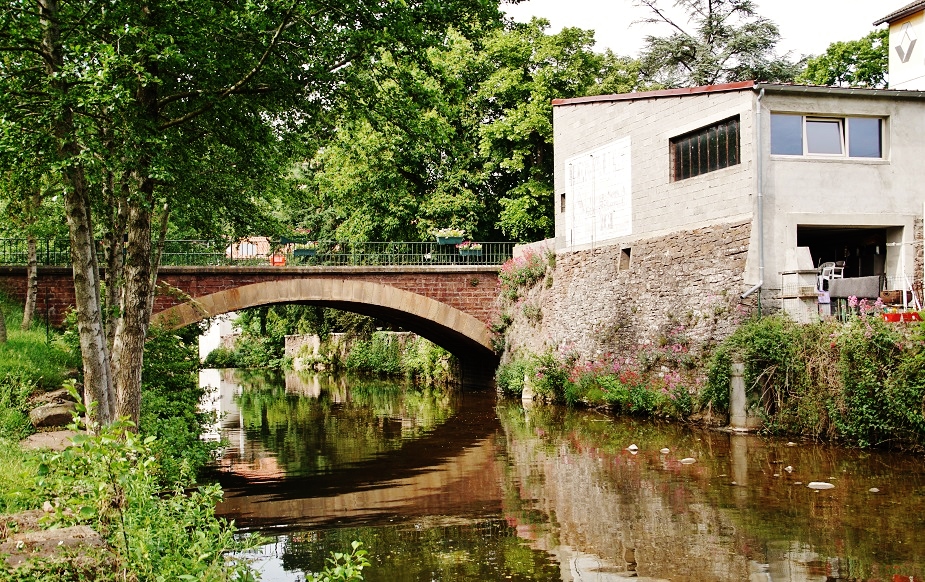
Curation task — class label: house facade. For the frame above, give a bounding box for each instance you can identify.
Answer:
[552,81,925,321]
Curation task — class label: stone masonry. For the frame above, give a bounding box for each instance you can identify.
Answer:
[502,219,753,362]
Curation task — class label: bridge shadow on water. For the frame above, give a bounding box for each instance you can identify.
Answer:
[213,387,504,531]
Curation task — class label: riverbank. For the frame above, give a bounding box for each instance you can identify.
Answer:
[494,249,925,451]
[0,296,257,578]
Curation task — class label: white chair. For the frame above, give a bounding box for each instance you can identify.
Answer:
[817,262,835,291]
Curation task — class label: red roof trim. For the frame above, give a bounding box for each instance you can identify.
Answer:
[551,80,756,107]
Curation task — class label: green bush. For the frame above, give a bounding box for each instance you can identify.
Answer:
[16,412,259,580]
[141,327,218,485]
[703,312,925,450]
[202,346,237,368]
[345,332,403,375]
[495,358,529,397]
[498,250,551,302]
[400,337,454,383]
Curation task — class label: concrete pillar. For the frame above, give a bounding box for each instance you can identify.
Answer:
[729,362,761,430]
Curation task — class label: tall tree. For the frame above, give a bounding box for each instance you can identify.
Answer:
[635,0,801,87]
[797,29,889,88]
[0,0,505,426]
[293,19,634,243]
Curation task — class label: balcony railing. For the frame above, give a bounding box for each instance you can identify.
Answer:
[0,239,516,267]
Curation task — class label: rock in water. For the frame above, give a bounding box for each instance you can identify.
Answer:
[807,481,835,490]
[680,458,696,465]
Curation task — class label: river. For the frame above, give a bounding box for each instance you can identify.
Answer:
[202,368,925,581]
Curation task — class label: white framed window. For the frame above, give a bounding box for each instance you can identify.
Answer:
[771,113,883,159]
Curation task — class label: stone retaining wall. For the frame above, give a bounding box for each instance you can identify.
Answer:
[502,219,753,362]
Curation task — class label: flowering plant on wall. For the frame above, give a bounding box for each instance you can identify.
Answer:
[293,241,318,250]
[456,241,482,250]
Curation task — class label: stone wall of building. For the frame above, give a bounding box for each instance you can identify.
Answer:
[501,219,753,362]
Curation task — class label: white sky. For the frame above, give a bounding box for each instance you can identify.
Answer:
[503,0,893,59]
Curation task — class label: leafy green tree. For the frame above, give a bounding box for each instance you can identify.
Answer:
[0,0,505,426]
[293,19,629,243]
[636,0,802,87]
[797,29,889,88]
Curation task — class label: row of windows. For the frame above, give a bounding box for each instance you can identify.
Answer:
[669,113,885,182]
[770,114,882,158]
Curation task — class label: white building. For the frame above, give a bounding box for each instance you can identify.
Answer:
[553,52,925,321]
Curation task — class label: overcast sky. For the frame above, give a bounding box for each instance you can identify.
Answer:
[503,0,893,59]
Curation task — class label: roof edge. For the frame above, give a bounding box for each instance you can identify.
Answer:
[551,80,756,107]
[873,0,925,25]
[756,82,925,99]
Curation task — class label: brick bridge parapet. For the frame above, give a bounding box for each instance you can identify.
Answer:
[0,265,501,328]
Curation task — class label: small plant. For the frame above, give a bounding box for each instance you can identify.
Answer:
[522,303,542,324]
[456,241,482,250]
[294,241,319,250]
[432,227,465,238]
[308,541,371,582]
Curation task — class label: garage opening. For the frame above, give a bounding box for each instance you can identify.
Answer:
[796,226,887,279]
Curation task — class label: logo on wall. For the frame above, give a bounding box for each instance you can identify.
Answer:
[896,22,917,63]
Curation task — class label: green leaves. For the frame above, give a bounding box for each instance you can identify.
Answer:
[797,28,889,88]
[637,0,801,87]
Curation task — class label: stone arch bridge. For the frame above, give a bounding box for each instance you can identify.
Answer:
[0,265,504,385]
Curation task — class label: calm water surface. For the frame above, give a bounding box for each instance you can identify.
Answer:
[203,368,925,581]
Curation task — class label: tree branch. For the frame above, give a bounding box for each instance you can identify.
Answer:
[158,3,299,131]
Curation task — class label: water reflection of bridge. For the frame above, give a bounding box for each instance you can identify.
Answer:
[206,371,505,528]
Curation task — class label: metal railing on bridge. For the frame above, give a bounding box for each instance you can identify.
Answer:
[0,239,516,267]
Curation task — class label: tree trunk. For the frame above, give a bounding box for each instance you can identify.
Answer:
[112,200,155,425]
[22,234,37,330]
[40,0,115,424]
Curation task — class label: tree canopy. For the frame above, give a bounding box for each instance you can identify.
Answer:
[0,0,506,425]
[635,0,802,87]
[797,28,889,88]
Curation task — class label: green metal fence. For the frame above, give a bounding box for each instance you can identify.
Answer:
[0,239,516,267]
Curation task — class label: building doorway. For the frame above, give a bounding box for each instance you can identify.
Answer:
[796,226,887,279]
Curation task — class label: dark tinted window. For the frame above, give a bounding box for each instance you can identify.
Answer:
[671,116,740,181]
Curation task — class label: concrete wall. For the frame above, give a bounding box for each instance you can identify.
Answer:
[553,89,755,251]
[761,90,925,289]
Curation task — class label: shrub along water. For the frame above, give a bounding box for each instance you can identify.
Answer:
[500,306,925,450]
[344,332,456,384]
[702,312,925,450]
[497,347,695,419]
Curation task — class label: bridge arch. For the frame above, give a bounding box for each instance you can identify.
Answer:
[151,278,498,366]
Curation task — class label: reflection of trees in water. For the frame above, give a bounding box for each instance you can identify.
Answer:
[231,372,457,477]
[276,519,562,582]
[494,401,925,581]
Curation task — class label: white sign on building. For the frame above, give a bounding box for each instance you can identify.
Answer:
[565,136,632,247]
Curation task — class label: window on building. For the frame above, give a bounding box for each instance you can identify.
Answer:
[771,114,883,158]
[560,192,566,213]
[670,116,740,181]
[619,247,631,270]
